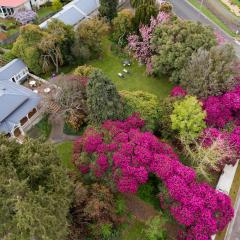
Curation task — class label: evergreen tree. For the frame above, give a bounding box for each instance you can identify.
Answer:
[99,0,118,22]
[0,136,72,240]
[87,70,124,124]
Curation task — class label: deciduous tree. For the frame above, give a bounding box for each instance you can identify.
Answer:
[151,19,216,83]
[180,44,238,98]
[99,0,118,22]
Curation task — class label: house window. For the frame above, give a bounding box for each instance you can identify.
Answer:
[12,77,16,83]
[20,116,28,126]
[28,108,37,119]
[14,128,21,137]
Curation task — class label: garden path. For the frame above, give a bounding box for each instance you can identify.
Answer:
[48,114,79,143]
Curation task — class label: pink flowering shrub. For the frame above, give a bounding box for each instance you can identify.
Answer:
[170,86,187,97]
[72,114,234,239]
[214,31,226,45]
[128,11,170,64]
[203,86,240,128]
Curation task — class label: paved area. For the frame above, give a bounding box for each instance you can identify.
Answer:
[48,114,79,143]
[169,0,240,58]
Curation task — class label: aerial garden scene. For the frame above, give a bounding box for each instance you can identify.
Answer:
[0,0,240,240]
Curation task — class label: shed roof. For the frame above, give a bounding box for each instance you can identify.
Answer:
[0,81,41,134]
[0,0,27,7]
[39,0,99,28]
[0,59,27,81]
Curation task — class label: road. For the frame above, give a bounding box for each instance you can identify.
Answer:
[168,0,240,58]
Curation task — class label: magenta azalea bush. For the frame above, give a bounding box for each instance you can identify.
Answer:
[14,10,37,25]
[72,114,234,240]
[170,86,187,97]
[203,85,240,128]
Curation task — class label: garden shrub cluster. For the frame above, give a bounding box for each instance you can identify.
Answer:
[72,115,234,240]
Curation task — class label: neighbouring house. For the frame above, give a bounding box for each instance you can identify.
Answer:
[0,80,41,139]
[0,59,29,84]
[39,0,100,28]
[0,0,50,18]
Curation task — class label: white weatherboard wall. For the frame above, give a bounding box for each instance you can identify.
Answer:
[211,160,239,240]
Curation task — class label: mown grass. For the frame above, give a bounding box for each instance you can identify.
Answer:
[56,141,74,169]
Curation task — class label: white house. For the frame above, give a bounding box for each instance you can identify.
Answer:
[0,0,50,18]
[0,59,29,84]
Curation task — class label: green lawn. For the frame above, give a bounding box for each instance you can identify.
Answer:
[37,6,55,18]
[56,141,74,169]
[50,38,173,99]
[188,0,236,37]
[89,39,173,98]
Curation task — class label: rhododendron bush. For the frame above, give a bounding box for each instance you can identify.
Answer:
[72,115,234,240]
[203,85,240,128]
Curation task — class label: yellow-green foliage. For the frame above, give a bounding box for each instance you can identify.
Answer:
[121,90,159,131]
[171,96,206,139]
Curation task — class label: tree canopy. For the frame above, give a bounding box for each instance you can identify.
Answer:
[99,0,118,22]
[0,136,72,240]
[151,19,216,83]
[87,70,124,124]
[180,44,238,98]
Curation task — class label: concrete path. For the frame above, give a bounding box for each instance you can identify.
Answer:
[48,114,79,143]
[169,0,240,58]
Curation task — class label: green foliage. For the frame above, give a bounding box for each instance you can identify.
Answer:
[52,0,63,11]
[87,70,124,124]
[158,97,176,139]
[143,216,167,240]
[133,3,158,28]
[74,64,99,77]
[12,24,44,74]
[99,0,118,22]
[130,0,156,8]
[121,90,159,131]
[171,96,206,139]
[180,44,237,98]
[0,136,72,240]
[100,223,113,239]
[112,9,134,47]
[115,195,126,216]
[151,19,217,83]
[72,17,109,61]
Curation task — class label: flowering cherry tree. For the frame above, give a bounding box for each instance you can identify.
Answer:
[128,11,170,67]
[72,114,234,240]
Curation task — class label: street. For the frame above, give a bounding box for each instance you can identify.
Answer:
[168,0,240,58]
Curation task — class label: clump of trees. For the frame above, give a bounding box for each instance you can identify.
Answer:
[11,18,108,75]
[180,44,238,98]
[0,136,72,239]
[151,19,216,83]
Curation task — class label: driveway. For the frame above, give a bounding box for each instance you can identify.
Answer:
[168,0,240,58]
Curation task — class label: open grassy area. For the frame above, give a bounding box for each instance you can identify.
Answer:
[188,0,236,37]
[89,39,173,98]
[50,38,173,99]
[56,141,74,169]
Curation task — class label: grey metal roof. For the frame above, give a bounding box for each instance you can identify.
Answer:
[53,6,85,26]
[0,81,41,134]
[74,0,98,15]
[0,59,27,81]
[39,0,99,28]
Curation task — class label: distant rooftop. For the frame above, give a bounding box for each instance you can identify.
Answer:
[0,0,27,8]
[39,0,99,28]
